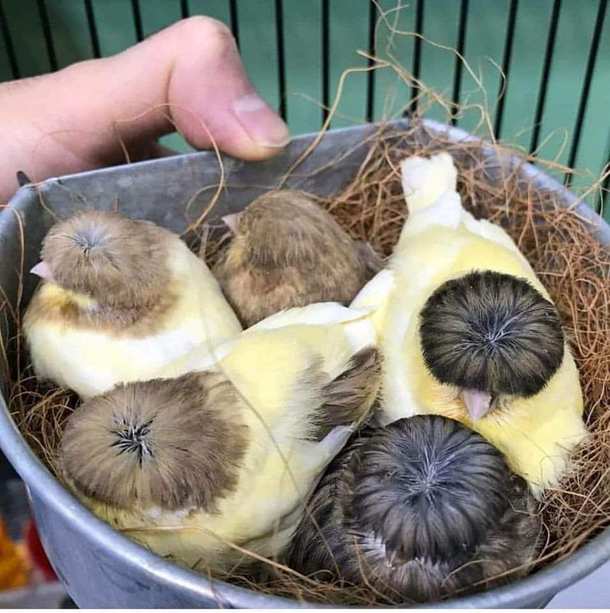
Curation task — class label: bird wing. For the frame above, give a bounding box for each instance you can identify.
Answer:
[472,351,586,496]
[175,244,242,343]
[184,424,356,566]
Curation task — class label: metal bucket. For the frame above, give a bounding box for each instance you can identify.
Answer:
[0,119,608,608]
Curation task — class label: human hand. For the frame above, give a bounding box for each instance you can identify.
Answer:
[0,17,290,203]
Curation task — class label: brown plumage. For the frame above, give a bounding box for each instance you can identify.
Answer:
[23,210,241,398]
[58,314,380,571]
[38,210,174,326]
[308,347,380,440]
[288,415,541,604]
[212,190,382,327]
[61,372,249,512]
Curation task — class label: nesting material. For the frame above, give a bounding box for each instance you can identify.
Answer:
[5,118,610,606]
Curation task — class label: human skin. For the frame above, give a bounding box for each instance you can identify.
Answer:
[0,16,290,203]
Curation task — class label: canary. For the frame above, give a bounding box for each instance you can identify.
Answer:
[354,152,586,495]
[213,190,382,327]
[288,415,541,603]
[23,210,241,398]
[60,302,380,573]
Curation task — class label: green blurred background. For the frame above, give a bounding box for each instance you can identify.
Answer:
[0,0,608,220]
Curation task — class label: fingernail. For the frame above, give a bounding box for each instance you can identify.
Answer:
[232,93,290,148]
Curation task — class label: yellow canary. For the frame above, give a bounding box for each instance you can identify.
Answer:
[60,302,380,573]
[24,211,241,398]
[353,152,586,495]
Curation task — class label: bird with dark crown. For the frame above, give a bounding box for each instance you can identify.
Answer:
[419,269,565,419]
[352,152,586,495]
[288,415,541,603]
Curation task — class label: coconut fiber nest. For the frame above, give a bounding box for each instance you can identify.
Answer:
[5,117,610,606]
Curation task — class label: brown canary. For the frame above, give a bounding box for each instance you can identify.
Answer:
[213,190,382,327]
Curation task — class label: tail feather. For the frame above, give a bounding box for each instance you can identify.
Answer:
[309,347,381,440]
[400,152,458,213]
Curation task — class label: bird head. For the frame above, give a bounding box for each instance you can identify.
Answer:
[60,372,248,514]
[419,270,565,421]
[347,416,537,600]
[31,211,173,310]
[222,190,351,270]
[351,416,513,566]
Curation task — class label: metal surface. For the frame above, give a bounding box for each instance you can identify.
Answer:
[0,119,608,608]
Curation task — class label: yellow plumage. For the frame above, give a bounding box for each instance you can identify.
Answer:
[71,303,379,571]
[24,237,241,398]
[354,152,586,495]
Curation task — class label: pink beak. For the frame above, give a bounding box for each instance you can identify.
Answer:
[461,389,493,421]
[30,261,55,283]
[222,213,242,233]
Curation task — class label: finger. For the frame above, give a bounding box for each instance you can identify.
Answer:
[0,17,289,202]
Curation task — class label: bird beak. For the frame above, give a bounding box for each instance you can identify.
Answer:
[30,261,55,283]
[461,389,492,421]
[222,213,242,234]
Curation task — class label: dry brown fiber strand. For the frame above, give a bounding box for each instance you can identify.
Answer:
[6,118,610,605]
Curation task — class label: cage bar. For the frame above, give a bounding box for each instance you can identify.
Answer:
[0,0,19,79]
[180,0,189,19]
[321,0,329,123]
[410,0,424,111]
[565,0,608,183]
[83,0,101,59]
[229,0,240,48]
[530,0,562,154]
[0,0,608,218]
[131,0,144,42]
[366,0,376,122]
[451,0,469,126]
[275,0,286,120]
[36,0,57,71]
[494,0,519,139]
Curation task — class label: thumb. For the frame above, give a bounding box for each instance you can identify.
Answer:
[0,17,290,202]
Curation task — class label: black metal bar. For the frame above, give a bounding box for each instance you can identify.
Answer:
[529,0,562,153]
[275,0,286,120]
[0,0,20,79]
[451,0,469,126]
[180,0,189,19]
[410,0,423,110]
[36,0,58,71]
[228,0,240,48]
[131,0,143,42]
[494,0,519,139]
[566,0,608,182]
[84,0,101,58]
[321,0,329,124]
[366,0,376,122]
